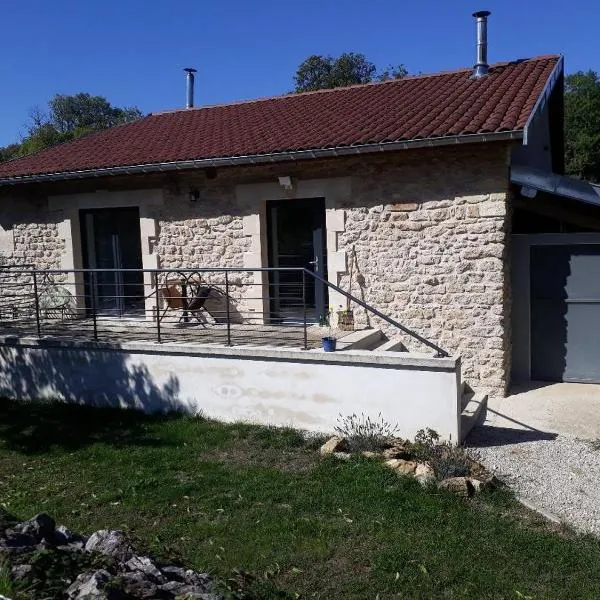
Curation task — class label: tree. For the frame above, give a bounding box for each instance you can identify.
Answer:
[294,53,406,92]
[565,70,600,182]
[0,93,142,161]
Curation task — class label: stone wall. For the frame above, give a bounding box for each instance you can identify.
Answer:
[334,148,511,397]
[1,143,512,396]
[0,196,65,269]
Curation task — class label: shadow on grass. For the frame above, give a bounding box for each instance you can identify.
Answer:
[0,399,180,455]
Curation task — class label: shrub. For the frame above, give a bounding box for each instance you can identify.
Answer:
[335,412,400,452]
[408,428,473,480]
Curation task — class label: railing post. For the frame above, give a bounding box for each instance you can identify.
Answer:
[225,271,232,346]
[90,271,98,341]
[32,271,41,337]
[154,271,162,344]
[302,269,308,350]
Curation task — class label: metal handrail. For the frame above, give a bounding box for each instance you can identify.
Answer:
[0,266,449,357]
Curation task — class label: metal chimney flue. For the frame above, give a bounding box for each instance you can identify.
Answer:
[184,67,197,108]
[472,11,491,78]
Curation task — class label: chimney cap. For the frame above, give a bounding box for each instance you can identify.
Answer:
[184,67,197,74]
[472,10,491,18]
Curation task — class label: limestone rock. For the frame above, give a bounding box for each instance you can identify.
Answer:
[414,462,436,486]
[333,452,352,460]
[385,458,418,475]
[125,556,164,583]
[438,476,474,497]
[66,569,122,599]
[381,443,412,460]
[120,571,159,599]
[15,513,55,542]
[85,530,133,561]
[319,436,349,455]
[361,451,379,458]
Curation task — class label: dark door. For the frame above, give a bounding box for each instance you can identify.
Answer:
[531,244,600,382]
[267,198,327,323]
[80,207,144,316]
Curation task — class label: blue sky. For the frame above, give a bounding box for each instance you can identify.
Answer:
[1,0,598,147]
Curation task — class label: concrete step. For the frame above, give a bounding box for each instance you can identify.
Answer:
[460,392,488,442]
[373,338,408,352]
[336,328,384,351]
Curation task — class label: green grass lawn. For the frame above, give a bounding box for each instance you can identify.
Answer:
[1,400,600,599]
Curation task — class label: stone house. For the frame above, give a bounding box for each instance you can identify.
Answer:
[1,48,597,406]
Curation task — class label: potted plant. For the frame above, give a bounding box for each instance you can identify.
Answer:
[320,307,337,352]
[336,304,354,332]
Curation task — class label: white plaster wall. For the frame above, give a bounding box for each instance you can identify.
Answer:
[0,342,461,441]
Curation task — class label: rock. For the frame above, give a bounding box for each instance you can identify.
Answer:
[361,451,379,458]
[120,571,159,599]
[0,530,38,552]
[381,444,412,460]
[333,452,352,460]
[319,436,349,455]
[438,476,475,497]
[158,583,217,600]
[414,462,436,486]
[85,530,133,561]
[55,524,78,545]
[66,569,123,599]
[14,513,55,542]
[160,565,188,582]
[11,563,33,581]
[385,458,418,475]
[125,556,164,583]
[468,478,488,493]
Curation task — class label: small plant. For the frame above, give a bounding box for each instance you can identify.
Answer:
[408,428,472,480]
[320,306,337,351]
[0,556,14,598]
[335,412,400,452]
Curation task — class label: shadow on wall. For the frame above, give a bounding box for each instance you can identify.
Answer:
[0,341,183,454]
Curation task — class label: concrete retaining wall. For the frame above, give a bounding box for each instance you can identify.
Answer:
[0,338,462,441]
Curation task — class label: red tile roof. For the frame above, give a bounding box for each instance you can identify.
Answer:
[0,56,560,182]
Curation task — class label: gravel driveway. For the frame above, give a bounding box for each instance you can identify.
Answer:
[468,426,600,536]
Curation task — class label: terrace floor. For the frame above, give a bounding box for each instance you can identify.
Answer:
[0,316,352,350]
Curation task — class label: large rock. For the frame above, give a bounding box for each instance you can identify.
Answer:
[66,569,123,599]
[14,513,55,542]
[85,530,133,561]
[319,436,349,455]
[0,530,37,552]
[120,571,159,599]
[414,462,436,486]
[438,476,475,497]
[385,458,417,475]
[125,556,164,583]
[381,444,412,460]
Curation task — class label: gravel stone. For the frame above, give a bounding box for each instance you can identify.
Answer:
[468,428,600,535]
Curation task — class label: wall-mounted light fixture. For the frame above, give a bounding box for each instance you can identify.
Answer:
[189,187,200,202]
[278,175,294,191]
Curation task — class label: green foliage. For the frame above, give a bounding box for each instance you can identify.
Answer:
[0,556,14,598]
[335,412,399,451]
[565,70,600,182]
[0,93,142,162]
[294,53,406,92]
[409,428,472,480]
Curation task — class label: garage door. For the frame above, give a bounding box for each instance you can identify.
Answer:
[531,244,600,382]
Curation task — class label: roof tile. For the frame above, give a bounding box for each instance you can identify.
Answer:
[0,56,560,180]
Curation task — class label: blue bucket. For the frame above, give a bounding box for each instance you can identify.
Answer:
[322,337,337,352]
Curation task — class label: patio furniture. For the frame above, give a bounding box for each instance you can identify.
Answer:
[158,275,230,325]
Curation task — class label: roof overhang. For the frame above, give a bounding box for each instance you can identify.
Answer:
[511,164,600,207]
[522,55,564,146]
[0,129,522,186]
